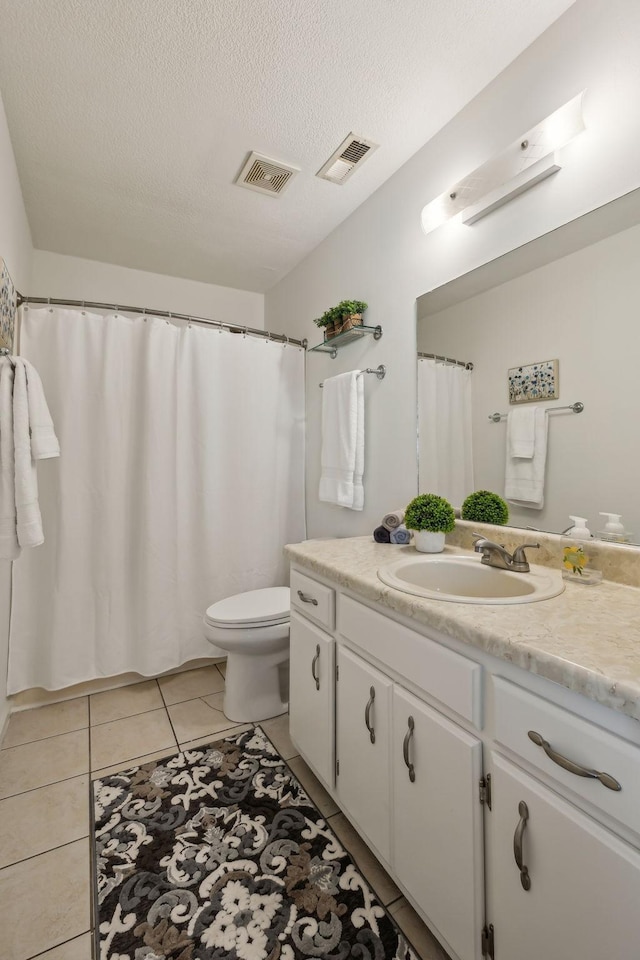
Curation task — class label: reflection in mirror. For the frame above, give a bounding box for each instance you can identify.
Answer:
[417,187,640,544]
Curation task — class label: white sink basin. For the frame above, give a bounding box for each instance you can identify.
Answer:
[377,553,565,604]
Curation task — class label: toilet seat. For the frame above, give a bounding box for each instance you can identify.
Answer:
[204,586,290,629]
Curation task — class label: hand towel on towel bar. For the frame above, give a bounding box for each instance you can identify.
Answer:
[319,370,365,510]
[504,406,548,509]
[508,405,536,459]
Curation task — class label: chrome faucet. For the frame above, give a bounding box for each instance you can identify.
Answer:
[472,534,540,573]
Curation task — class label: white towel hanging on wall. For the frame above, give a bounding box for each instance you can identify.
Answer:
[319,370,365,510]
[505,406,548,509]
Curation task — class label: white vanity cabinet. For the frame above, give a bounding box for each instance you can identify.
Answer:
[392,686,484,960]
[289,610,335,787]
[486,752,640,960]
[335,646,393,861]
[287,559,640,960]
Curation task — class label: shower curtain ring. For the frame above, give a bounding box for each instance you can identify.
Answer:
[244,326,248,338]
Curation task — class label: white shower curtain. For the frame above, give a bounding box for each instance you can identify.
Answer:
[418,357,474,508]
[8,306,306,693]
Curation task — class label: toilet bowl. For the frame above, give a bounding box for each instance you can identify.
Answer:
[203,586,290,723]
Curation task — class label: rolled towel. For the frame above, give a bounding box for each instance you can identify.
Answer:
[382,509,405,531]
[390,525,411,545]
[373,525,391,543]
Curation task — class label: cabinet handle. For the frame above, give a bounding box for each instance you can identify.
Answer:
[402,716,416,782]
[311,644,320,691]
[527,730,621,792]
[364,686,376,744]
[297,589,318,606]
[513,800,531,891]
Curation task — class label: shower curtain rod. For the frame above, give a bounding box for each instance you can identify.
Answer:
[16,294,308,349]
[418,351,473,370]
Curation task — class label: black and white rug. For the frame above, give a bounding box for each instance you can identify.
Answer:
[92,725,419,960]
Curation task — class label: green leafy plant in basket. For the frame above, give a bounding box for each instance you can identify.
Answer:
[404,494,456,533]
[461,490,509,526]
[313,300,368,340]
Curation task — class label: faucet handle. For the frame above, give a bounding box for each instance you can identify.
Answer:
[512,542,540,563]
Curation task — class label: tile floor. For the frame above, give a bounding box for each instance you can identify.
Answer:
[0,664,450,960]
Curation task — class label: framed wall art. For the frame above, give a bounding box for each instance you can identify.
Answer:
[508,358,558,404]
[0,258,16,352]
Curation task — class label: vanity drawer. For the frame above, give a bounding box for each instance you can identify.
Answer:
[290,569,335,631]
[493,677,640,835]
[339,596,482,727]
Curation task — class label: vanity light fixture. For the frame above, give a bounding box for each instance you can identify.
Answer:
[421,93,585,234]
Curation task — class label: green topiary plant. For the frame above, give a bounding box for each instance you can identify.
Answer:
[404,493,456,533]
[335,300,367,318]
[461,490,509,525]
[313,300,368,328]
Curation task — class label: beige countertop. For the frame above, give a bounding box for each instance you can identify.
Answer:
[285,536,640,722]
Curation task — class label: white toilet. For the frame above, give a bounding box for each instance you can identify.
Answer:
[202,586,290,723]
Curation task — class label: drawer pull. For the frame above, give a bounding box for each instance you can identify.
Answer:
[297,589,318,606]
[364,686,376,744]
[311,644,320,691]
[527,730,622,792]
[402,716,416,782]
[513,800,531,891]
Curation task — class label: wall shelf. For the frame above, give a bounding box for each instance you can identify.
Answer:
[309,324,382,359]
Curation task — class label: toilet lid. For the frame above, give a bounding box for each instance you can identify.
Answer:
[204,586,290,628]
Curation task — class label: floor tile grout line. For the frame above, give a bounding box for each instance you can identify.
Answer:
[0,769,90,802]
[26,929,93,960]
[90,703,174,728]
[0,832,90,872]
[163,700,181,748]
[1,721,89,751]
[91,741,180,778]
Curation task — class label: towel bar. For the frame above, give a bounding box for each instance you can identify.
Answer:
[319,364,386,387]
[489,401,584,421]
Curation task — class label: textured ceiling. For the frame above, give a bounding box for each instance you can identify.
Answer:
[0,0,573,293]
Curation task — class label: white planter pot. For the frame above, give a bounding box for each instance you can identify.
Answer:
[414,530,446,553]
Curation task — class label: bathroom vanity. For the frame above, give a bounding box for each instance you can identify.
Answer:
[285,536,640,960]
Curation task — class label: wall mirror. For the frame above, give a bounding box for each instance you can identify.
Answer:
[416,186,640,544]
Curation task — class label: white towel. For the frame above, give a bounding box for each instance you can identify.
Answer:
[23,358,60,459]
[507,406,536,458]
[0,358,20,559]
[13,359,45,547]
[505,406,548,509]
[319,371,365,510]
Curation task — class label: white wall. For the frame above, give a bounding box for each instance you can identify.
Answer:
[30,250,264,328]
[419,220,640,537]
[265,0,640,538]
[0,90,33,737]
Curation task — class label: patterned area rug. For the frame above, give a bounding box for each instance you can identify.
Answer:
[92,726,419,960]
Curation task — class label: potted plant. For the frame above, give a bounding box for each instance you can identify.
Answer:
[461,490,509,526]
[313,307,338,340]
[313,300,368,340]
[334,300,368,333]
[404,493,456,553]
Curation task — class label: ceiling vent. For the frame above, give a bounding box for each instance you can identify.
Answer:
[236,152,299,197]
[317,133,378,184]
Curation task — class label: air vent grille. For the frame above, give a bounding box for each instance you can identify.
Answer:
[317,133,378,184]
[236,152,299,197]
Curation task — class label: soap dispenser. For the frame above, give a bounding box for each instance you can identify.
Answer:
[561,516,602,584]
[599,513,628,542]
[566,516,592,541]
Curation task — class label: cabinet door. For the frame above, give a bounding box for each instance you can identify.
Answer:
[289,611,335,787]
[487,752,640,960]
[393,687,484,960]
[336,646,392,862]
